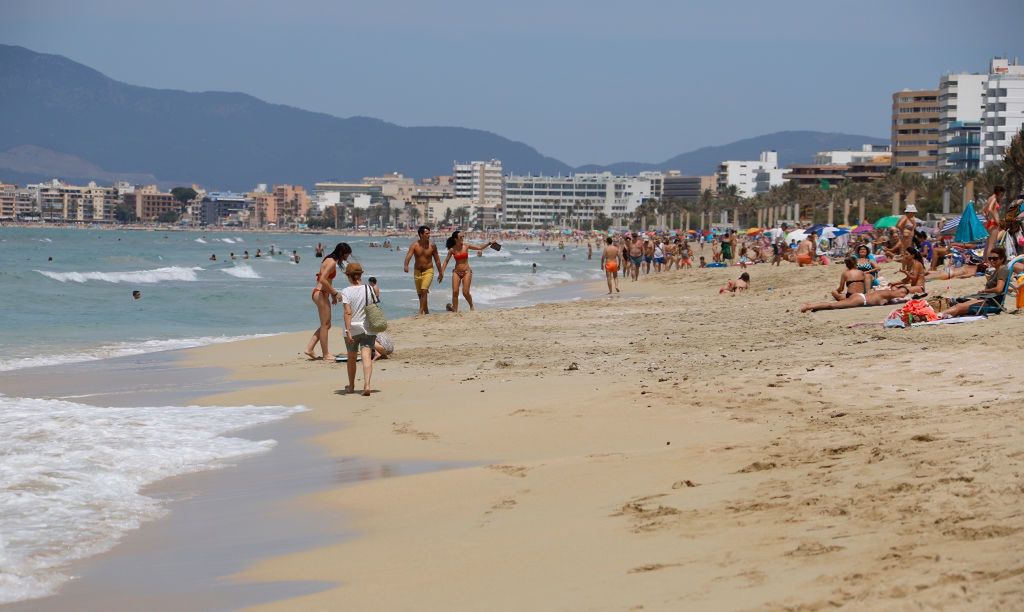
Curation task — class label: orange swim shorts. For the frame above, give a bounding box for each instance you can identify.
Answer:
[605,260,619,273]
[797,254,812,265]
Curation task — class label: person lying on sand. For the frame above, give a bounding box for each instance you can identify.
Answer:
[801,286,910,313]
[720,272,750,294]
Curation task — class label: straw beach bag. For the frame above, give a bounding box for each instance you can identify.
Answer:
[364,285,388,333]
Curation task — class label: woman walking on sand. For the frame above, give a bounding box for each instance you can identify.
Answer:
[304,242,352,360]
[440,230,494,312]
[340,262,377,396]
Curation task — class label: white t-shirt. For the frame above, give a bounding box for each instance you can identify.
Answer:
[341,284,370,336]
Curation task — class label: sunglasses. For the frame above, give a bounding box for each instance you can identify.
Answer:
[986,256,1000,261]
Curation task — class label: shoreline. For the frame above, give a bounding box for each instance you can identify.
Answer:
[4,260,1022,609]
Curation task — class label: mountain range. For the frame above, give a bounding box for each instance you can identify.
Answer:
[0,44,887,190]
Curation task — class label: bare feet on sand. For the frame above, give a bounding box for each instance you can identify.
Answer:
[323,353,336,361]
[362,388,371,397]
[344,385,354,394]
[304,351,320,360]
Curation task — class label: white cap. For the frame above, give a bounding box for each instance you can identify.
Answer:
[905,204,917,213]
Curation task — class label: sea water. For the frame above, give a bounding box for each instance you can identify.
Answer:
[0,226,600,602]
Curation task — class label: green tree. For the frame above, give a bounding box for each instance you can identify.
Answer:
[157,210,180,223]
[114,202,137,224]
[170,187,198,206]
[1002,126,1024,196]
[592,212,612,231]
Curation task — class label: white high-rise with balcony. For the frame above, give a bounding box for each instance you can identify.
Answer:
[453,160,504,226]
[981,58,1024,168]
[716,151,782,198]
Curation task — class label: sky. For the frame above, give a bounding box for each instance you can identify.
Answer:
[5,0,1022,166]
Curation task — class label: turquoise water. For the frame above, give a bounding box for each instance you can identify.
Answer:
[0,227,601,370]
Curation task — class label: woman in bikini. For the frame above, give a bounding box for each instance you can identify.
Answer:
[440,230,493,313]
[890,246,926,294]
[982,186,1004,258]
[830,256,868,302]
[854,244,880,288]
[304,242,351,360]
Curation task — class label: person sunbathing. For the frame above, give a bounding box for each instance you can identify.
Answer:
[830,256,868,301]
[801,286,910,313]
[720,272,750,294]
[926,261,986,280]
[889,247,927,294]
[939,247,1011,318]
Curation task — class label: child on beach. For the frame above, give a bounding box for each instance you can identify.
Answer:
[720,272,750,294]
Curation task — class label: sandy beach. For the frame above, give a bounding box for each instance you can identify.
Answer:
[154,257,1023,611]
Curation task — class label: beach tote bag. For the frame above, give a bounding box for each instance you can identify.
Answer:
[364,285,388,333]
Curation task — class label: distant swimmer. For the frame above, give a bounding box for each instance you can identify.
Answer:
[315,242,325,258]
[291,250,300,263]
[47,256,53,261]
[132,290,142,300]
[255,249,262,258]
[209,254,217,261]
[243,251,250,259]
[230,252,236,260]
[532,263,537,273]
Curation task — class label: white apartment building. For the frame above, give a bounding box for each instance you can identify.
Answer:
[716,151,783,198]
[453,160,504,226]
[937,72,986,171]
[981,57,1024,168]
[33,180,119,222]
[814,144,892,166]
[503,172,652,228]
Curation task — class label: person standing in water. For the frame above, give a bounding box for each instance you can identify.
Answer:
[403,226,443,315]
[440,230,493,312]
[304,242,351,360]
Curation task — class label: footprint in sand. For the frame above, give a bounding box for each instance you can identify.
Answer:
[487,464,530,478]
[391,421,439,441]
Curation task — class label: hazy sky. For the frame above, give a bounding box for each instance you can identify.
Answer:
[5,0,1022,165]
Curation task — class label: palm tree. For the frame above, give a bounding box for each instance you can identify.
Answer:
[1002,126,1024,196]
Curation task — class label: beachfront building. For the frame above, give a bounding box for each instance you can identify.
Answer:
[0,183,16,219]
[198,192,250,226]
[453,160,504,227]
[891,89,940,175]
[937,72,985,172]
[716,151,783,198]
[273,184,310,227]
[247,187,277,227]
[661,173,717,201]
[981,57,1024,168]
[34,180,119,223]
[503,172,652,229]
[814,144,891,166]
[313,182,386,211]
[124,185,179,222]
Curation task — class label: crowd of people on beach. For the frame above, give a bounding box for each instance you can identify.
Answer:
[298,186,1022,395]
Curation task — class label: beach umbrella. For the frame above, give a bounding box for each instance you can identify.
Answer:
[763,228,784,239]
[954,205,989,243]
[940,214,986,234]
[852,223,873,234]
[874,215,900,229]
[819,227,848,239]
[786,229,808,243]
[746,227,761,236]
[807,223,830,235]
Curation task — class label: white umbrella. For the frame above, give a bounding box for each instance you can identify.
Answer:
[763,228,784,239]
[786,230,808,243]
[819,226,847,239]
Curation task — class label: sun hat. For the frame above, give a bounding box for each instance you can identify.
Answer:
[344,262,363,275]
[905,204,917,213]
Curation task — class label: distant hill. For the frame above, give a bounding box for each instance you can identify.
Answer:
[0,44,888,190]
[0,44,571,190]
[576,131,889,176]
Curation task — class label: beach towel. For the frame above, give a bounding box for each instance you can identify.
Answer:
[912,316,987,327]
[885,299,939,326]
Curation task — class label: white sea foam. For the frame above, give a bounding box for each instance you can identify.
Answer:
[220,264,261,279]
[0,394,304,604]
[35,266,203,284]
[472,270,575,304]
[0,334,275,373]
[194,237,207,244]
[220,237,237,244]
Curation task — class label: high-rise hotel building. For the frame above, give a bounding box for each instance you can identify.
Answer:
[503,172,652,228]
[453,159,504,227]
[981,57,1024,168]
[891,89,940,175]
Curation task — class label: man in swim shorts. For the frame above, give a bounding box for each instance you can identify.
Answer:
[628,238,644,281]
[796,232,816,267]
[403,225,443,314]
[601,237,621,294]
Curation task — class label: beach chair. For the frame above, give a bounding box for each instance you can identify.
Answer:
[974,254,1024,315]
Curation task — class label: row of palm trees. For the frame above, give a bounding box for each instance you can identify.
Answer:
[632,128,1024,231]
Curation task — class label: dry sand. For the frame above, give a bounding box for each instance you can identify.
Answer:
[184,259,1024,611]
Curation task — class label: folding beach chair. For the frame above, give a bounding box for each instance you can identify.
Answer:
[974,254,1024,315]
